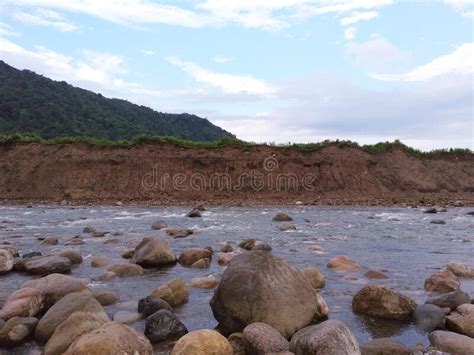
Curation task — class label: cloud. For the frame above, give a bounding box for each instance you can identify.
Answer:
[0,22,19,37]
[141,49,154,56]
[213,56,233,64]
[13,8,80,32]
[344,27,357,40]
[463,10,474,18]
[166,56,276,95]
[340,11,378,26]
[373,42,474,81]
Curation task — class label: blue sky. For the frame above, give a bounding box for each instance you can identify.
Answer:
[0,0,473,149]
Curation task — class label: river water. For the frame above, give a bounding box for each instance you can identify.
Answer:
[0,205,473,353]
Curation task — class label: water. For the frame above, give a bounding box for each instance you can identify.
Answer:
[1,205,473,353]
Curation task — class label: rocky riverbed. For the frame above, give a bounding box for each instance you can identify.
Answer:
[0,205,473,354]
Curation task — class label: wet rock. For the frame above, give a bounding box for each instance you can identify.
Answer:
[228,332,246,355]
[364,270,388,279]
[186,209,202,218]
[352,285,416,320]
[138,296,173,317]
[279,222,296,231]
[239,238,257,250]
[91,231,106,238]
[93,291,120,306]
[218,252,236,266]
[1,246,18,257]
[191,258,211,269]
[18,255,72,276]
[220,243,233,253]
[273,213,293,222]
[210,251,328,338]
[151,278,189,307]
[467,211,474,216]
[165,228,193,238]
[66,236,84,245]
[413,304,445,332]
[429,330,474,354]
[91,255,109,268]
[446,304,474,338]
[289,319,360,355]
[360,338,409,355]
[151,220,167,230]
[131,237,177,267]
[63,321,153,355]
[58,250,83,264]
[113,310,142,324]
[300,267,326,289]
[424,269,460,294]
[252,242,273,251]
[104,238,119,245]
[22,252,41,259]
[204,245,214,253]
[190,276,219,289]
[40,236,58,245]
[121,250,134,259]
[426,290,471,311]
[178,248,212,266]
[106,263,143,277]
[193,204,206,211]
[171,329,233,355]
[0,288,44,320]
[327,255,360,272]
[0,316,38,348]
[431,219,446,225]
[145,309,187,343]
[447,261,474,278]
[82,227,96,233]
[423,208,438,214]
[243,322,290,354]
[112,231,123,236]
[0,249,14,274]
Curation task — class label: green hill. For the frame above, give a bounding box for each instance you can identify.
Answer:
[0,60,235,142]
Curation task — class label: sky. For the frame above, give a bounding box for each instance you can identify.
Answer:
[0,0,473,150]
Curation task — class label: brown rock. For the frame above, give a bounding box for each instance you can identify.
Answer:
[178,248,212,266]
[0,316,38,348]
[0,288,44,320]
[40,236,58,245]
[300,267,326,289]
[93,291,120,306]
[151,278,189,307]
[218,253,236,266]
[58,250,83,264]
[130,237,177,267]
[239,238,256,250]
[327,255,360,272]
[191,258,211,269]
[273,213,293,222]
[429,330,474,354]
[190,276,219,289]
[360,338,409,355]
[446,304,474,338]
[171,329,233,355]
[365,270,388,279]
[91,255,109,268]
[220,243,233,253]
[106,263,143,277]
[243,322,290,354]
[0,249,14,274]
[447,261,474,278]
[424,269,460,294]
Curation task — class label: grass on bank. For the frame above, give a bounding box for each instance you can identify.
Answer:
[0,132,471,157]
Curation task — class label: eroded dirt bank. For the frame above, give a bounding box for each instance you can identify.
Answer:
[0,142,473,205]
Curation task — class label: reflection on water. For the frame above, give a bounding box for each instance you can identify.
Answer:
[0,205,473,353]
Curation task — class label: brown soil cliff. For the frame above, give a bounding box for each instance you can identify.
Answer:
[0,142,473,205]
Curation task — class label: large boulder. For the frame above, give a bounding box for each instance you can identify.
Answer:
[131,237,176,267]
[446,304,474,338]
[424,269,460,294]
[64,321,153,355]
[360,338,409,355]
[413,304,445,332]
[171,329,233,355]
[106,263,143,277]
[426,290,471,311]
[327,255,360,272]
[151,278,189,307]
[16,255,72,276]
[289,320,361,355]
[352,285,416,320]
[0,249,14,274]
[144,309,188,343]
[447,261,474,278]
[0,288,44,320]
[300,267,326,289]
[178,248,212,266]
[210,251,328,338]
[429,330,474,354]
[242,322,290,354]
[0,316,38,348]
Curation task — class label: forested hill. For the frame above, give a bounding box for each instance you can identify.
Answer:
[0,61,235,141]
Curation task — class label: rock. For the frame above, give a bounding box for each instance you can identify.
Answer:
[186,209,202,218]
[171,329,233,355]
[0,288,44,320]
[352,285,416,320]
[151,278,189,307]
[360,338,409,355]
[64,321,153,355]
[228,332,246,355]
[467,211,474,216]
[300,267,326,289]
[423,208,438,214]
[83,227,96,233]
[243,322,290,354]
[165,228,193,238]
[178,248,212,266]
[190,276,219,289]
[191,258,211,269]
[204,245,214,253]
[424,269,460,293]
[131,237,177,267]
[23,251,42,259]
[35,291,104,344]
[0,316,38,348]
[289,320,360,355]
[327,255,360,272]
[220,243,233,253]
[413,304,445,332]
[22,274,89,309]
[138,296,173,317]
[18,255,72,276]
[58,250,82,264]
[239,238,257,250]
[121,250,134,259]
[95,271,117,281]
[103,238,119,245]
[151,220,167,230]
[91,231,106,238]
[273,213,293,222]
[447,261,474,278]
[218,252,236,266]
[1,246,18,257]
[0,249,14,274]
[426,290,471,311]
[210,251,328,338]
[364,270,388,279]
[453,201,464,207]
[106,263,144,277]
[44,311,109,355]
[93,291,120,306]
[66,237,84,245]
[41,236,59,245]
[279,222,296,231]
[431,219,446,225]
[429,330,474,354]
[113,310,142,324]
[145,309,187,343]
[446,304,474,337]
[193,204,206,211]
[91,255,109,268]
[252,242,273,251]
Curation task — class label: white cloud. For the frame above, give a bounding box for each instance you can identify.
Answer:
[463,10,474,18]
[141,49,154,56]
[13,9,79,32]
[340,10,378,25]
[0,22,19,37]
[442,0,474,9]
[344,26,357,40]
[213,56,232,63]
[346,37,407,70]
[373,42,474,81]
[166,56,276,95]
